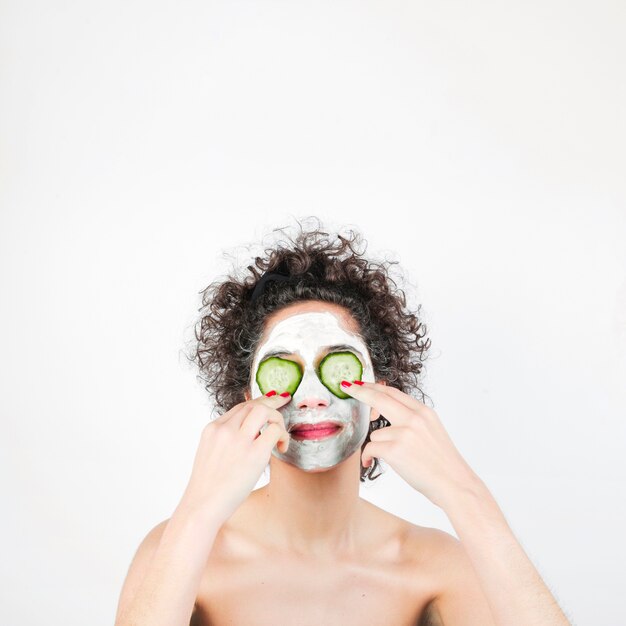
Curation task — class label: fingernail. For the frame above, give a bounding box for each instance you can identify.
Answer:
[340,380,352,388]
[353,380,364,385]
[266,390,277,397]
[279,391,291,397]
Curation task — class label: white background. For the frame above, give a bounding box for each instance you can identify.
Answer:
[2,2,625,624]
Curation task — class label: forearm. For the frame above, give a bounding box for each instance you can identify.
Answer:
[442,478,571,626]
[115,506,222,626]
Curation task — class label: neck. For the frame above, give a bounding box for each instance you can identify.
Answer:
[255,450,365,559]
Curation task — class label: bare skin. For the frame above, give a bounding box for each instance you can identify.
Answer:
[133,485,491,626]
[195,481,433,624]
[115,301,499,625]
[190,298,496,624]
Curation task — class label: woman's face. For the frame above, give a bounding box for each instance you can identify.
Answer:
[249,301,376,472]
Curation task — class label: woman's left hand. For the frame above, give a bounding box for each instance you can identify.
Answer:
[340,380,483,509]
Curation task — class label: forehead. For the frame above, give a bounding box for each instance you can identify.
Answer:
[256,301,364,354]
[263,300,360,333]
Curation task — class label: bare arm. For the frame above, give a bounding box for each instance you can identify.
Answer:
[114,392,292,626]
[437,478,572,626]
[114,505,222,626]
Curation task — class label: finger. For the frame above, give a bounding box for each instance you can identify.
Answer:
[361,440,394,468]
[253,421,290,454]
[240,403,289,442]
[214,390,292,427]
[339,380,413,426]
[358,381,435,418]
[245,391,291,434]
[368,425,403,442]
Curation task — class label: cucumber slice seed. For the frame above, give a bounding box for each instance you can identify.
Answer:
[318,351,363,399]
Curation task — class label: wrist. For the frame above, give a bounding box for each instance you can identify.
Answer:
[439,475,510,532]
[437,471,494,514]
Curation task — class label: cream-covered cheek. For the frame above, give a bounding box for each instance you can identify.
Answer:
[250,310,375,471]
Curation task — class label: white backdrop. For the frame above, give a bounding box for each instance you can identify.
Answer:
[1,2,625,625]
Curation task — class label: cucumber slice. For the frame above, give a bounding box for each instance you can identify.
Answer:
[256,356,303,396]
[318,351,363,399]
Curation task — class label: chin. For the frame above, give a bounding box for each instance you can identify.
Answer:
[290,450,360,472]
[297,464,335,473]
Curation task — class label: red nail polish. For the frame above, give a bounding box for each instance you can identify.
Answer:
[353,380,364,385]
[340,380,352,387]
[280,391,291,397]
[266,390,277,397]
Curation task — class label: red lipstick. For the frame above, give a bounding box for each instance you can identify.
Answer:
[290,421,342,440]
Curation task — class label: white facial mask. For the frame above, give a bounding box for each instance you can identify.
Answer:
[250,309,375,471]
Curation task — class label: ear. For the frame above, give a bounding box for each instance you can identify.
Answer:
[244,389,251,401]
[369,380,387,421]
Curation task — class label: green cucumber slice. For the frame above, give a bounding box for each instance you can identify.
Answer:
[256,356,303,396]
[319,351,363,399]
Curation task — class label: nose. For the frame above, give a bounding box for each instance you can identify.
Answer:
[297,395,330,410]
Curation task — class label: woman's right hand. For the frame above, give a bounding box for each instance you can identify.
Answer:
[175,391,292,525]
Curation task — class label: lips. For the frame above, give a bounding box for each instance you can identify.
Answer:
[289,420,342,434]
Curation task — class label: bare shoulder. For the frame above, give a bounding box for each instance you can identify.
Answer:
[115,518,171,623]
[403,522,497,625]
[359,505,460,625]
[141,517,171,544]
[401,520,461,596]
[405,522,483,580]
[124,517,171,572]
[403,520,459,556]
[358,498,450,555]
[129,517,172,562]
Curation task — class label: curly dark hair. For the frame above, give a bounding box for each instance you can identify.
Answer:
[184,217,432,482]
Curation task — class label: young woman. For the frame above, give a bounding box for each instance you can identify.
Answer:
[114,221,571,626]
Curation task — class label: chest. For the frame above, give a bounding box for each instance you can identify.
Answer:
[193,552,436,626]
